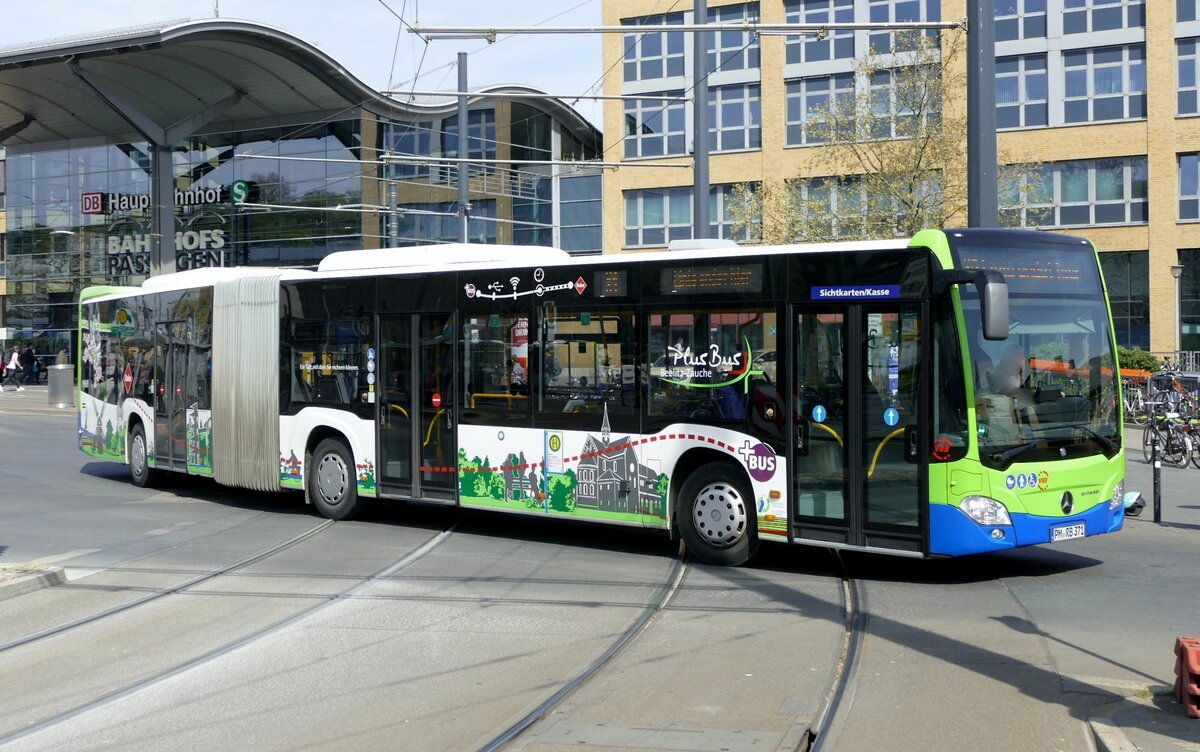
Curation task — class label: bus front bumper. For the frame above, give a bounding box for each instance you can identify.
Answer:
[929,501,1124,557]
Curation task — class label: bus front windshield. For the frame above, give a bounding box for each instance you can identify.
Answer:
[954,237,1120,468]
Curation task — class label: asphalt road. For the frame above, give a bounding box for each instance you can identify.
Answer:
[0,410,1196,751]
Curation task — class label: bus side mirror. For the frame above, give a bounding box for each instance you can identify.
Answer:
[978,272,1009,341]
[935,268,1010,341]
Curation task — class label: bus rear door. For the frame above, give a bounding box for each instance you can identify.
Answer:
[377,313,458,502]
[153,318,189,472]
[790,302,929,554]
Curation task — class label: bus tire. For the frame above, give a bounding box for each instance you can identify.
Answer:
[677,464,758,566]
[129,422,156,488]
[307,438,363,520]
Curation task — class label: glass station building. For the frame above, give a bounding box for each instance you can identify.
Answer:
[0,20,602,355]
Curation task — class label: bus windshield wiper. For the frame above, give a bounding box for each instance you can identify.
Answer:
[992,441,1039,465]
[1026,422,1117,454]
[1064,422,1117,454]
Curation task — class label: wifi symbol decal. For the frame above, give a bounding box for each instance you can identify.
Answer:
[510,277,520,290]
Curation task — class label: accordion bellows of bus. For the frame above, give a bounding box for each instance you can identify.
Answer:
[78,229,1125,566]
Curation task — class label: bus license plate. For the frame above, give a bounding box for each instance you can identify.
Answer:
[1051,523,1085,542]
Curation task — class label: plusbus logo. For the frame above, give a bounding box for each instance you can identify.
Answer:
[658,336,764,391]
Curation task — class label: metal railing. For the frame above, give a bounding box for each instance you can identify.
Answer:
[1151,351,1200,372]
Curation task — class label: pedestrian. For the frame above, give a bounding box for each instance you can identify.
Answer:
[19,345,36,385]
[1,345,23,392]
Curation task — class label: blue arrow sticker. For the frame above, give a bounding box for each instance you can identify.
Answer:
[812,405,827,423]
[883,407,899,426]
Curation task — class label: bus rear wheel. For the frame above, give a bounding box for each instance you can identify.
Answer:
[677,465,758,566]
[307,438,364,520]
[129,422,156,488]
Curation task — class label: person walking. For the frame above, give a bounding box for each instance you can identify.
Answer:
[1,344,23,392]
[19,345,36,385]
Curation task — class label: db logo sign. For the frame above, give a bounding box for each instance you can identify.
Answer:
[81,192,104,214]
[738,440,778,482]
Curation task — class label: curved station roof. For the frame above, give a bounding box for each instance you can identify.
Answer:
[0,18,600,148]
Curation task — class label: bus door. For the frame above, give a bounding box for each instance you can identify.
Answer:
[377,313,458,502]
[791,303,928,553]
[153,318,189,471]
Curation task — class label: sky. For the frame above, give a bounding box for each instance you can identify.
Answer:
[0,0,608,126]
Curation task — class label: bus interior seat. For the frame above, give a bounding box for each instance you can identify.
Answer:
[314,376,346,403]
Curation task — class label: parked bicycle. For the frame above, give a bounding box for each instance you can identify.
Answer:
[1147,366,1196,419]
[1142,404,1192,468]
[1122,375,1149,425]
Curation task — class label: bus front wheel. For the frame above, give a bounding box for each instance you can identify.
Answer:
[307,438,364,520]
[677,465,758,566]
[129,423,156,488]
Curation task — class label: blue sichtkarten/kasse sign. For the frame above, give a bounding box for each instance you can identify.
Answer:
[811,285,900,300]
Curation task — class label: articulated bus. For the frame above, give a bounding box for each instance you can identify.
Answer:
[77,228,1125,565]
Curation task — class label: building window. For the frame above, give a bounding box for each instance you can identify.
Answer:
[786,73,854,145]
[868,66,938,140]
[1181,153,1200,221]
[999,164,1055,227]
[868,0,940,54]
[622,12,686,83]
[623,94,686,159]
[707,84,761,152]
[559,173,602,254]
[1063,45,1146,124]
[1001,160,1147,228]
[1063,0,1144,34]
[794,175,866,238]
[784,0,853,64]
[997,54,1048,129]
[625,188,691,247]
[385,120,437,180]
[1098,251,1149,349]
[1180,39,1200,116]
[710,184,760,242]
[707,3,760,72]
[441,110,497,175]
[1057,158,1148,227]
[397,200,497,245]
[995,0,1047,42]
[1180,249,1200,350]
[1183,0,1200,23]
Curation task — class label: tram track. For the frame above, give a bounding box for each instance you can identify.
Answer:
[0,518,461,749]
[0,518,337,655]
[481,548,863,752]
[805,550,867,752]
[479,551,690,752]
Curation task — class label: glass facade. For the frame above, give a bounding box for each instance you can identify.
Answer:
[1098,250,1149,349]
[3,104,601,355]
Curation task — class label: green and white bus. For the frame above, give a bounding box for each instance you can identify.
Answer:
[78,228,1125,565]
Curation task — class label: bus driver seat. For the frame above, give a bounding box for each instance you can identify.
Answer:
[314,375,347,404]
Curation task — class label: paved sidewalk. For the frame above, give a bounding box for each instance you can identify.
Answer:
[0,383,74,415]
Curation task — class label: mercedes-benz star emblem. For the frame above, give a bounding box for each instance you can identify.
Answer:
[1061,491,1074,515]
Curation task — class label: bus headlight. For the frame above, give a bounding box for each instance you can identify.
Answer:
[1109,480,1125,510]
[959,496,1013,526]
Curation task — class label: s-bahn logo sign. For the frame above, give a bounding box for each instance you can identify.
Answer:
[82,180,251,215]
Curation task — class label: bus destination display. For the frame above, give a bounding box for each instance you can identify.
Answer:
[593,269,628,297]
[955,244,1098,295]
[662,263,763,295]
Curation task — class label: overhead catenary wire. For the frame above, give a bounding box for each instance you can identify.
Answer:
[233,153,689,169]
